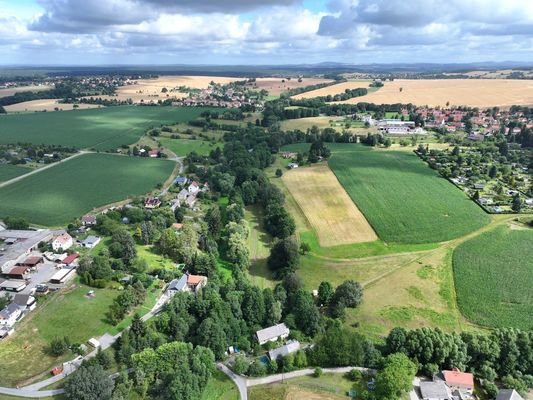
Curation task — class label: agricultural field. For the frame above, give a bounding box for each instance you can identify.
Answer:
[280,116,377,134]
[246,77,334,96]
[0,85,52,98]
[291,80,373,99]
[0,153,175,226]
[159,137,222,156]
[5,99,103,113]
[328,145,490,243]
[0,164,31,183]
[282,163,377,246]
[453,224,533,329]
[0,106,211,150]
[336,79,533,108]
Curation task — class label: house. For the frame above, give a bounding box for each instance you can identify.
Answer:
[268,340,300,361]
[166,272,208,297]
[173,176,189,186]
[496,389,524,400]
[12,294,37,312]
[188,181,200,194]
[478,197,493,206]
[52,233,73,252]
[473,183,485,190]
[6,266,30,280]
[178,189,189,201]
[256,323,290,345]
[81,215,97,226]
[420,381,452,400]
[440,369,474,393]
[0,303,22,327]
[148,150,159,158]
[144,197,161,209]
[80,236,101,249]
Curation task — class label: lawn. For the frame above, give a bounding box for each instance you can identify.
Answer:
[0,106,212,151]
[245,206,276,289]
[453,225,533,329]
[0,164,31,183]
[327,145,490,243]
[201,369,239,400]
[159,137,222,156]
[0,153,175,226]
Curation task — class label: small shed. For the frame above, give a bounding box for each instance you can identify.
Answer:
[88,338,100,348]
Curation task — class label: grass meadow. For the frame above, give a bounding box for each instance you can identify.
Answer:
[159,137,222,156]
[327,145,490,243]
[0,106,211,151]
[453,225,533,329]
[0,164,31,182]
[0,153,175,226]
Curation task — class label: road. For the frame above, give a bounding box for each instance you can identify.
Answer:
[0,151,92,189]
[0,289,170,398]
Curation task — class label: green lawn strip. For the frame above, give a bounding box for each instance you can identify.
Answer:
[327,145,490,243]
[200,369,239,400]
[0,153,175,226]
[453,225,533,329]
[0,106,213,151]
[136,244,177,272]
[159,137,221,156]
[0,164,32,183]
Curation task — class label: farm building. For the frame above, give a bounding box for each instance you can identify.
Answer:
[0,303,22,328]
[6,266,30,280]
[166,273,207,297]
[52,233,73,252]
[62,253,79,266]
[50,267,76,284]
[268,340,300,361]
[256,323,290,345]
[80,236,101,249]
[0,280,27,292]
[496,389,524,400]
[0,229,53,272]
[420,381,451,400]
[16,256,43,269]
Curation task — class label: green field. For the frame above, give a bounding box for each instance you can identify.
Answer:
[0,106,211,150]
[453,225,533,329]
[201,369,239,400]
[324,145,489,243]
[0,164,31,182]
[0,153,175,226]
[159,137,222,156]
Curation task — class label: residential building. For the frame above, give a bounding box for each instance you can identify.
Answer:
[166,272,207,297]
[440,369,475,394]
[0,303,22,327]
[173,176,188,186]
[144,197,162,209]
[268,340,300,361]
[188,181,200,194]
[80,236,101,249]
[256,323,290,345]
[52,233,73,252]
[12,294,37,312]
[496,389,524,400]
[420,381,452,400]
[81,215,97,226]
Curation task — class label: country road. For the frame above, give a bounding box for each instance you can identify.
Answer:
[0,151,93,189]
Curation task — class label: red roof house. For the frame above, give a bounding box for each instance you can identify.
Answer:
[442,369,474,391]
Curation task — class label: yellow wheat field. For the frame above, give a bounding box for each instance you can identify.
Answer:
[0,85,53,98]
[282,163,377,246]
[335,79,533,108]
[248,77,334,96]
[291,80,371,99]
[5,99,103,113]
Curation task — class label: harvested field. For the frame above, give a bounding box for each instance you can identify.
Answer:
[98,75,244,104]
[291,80,372,99]
[5,99,103,113]
[336,79,533,108]
[0,85,52,98]
[282,163,377,246]
[247,77,333,96]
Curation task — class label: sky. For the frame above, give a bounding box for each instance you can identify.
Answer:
[1,0,533,65]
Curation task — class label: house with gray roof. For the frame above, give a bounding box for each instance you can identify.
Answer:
[420,381,452,400]
[496,389,524,400]
[268,340,300,361]
[256,323,289,345]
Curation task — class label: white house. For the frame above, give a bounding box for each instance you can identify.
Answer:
[0,303,22,328]
[166,273,207,297]
[256,323,290,345]
[52,233,73,252]
[188,181,200,194]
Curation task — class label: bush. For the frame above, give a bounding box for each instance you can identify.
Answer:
[313,367,323,378]
[49,336,70,356]
[345,368,363,382]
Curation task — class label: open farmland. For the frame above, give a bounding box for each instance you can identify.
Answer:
[0,85,52,98]
[5,99,103,113]
[328,145,490,243]
[336,79,533,108]
[159,137,221,156]
[0,164,31,183]
[246,77,333,96]
[0,106,211,150]
[291,80,372,99]
[0,153,174,226]
[453,224,533,329]
[282,163,377,246]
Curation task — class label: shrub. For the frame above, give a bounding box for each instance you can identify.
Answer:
[313,367,323,378]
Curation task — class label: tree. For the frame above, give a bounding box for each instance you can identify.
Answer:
[317,281,334,306]
[275,168,283,177]
[205,206,222,238]
[111,229,137,265]
[267,237,300,277]
[157,228,180,260]
[299,242,311,255]
[473,190,480,201]
[512,194,522,212]
[489,165,498,179]
[330,280,363,315]
[233,355,249,375]
[374,353,417,400]
[64,364,114,400]
[4,216,29,230]
[176,223,199,264]
[49,336,70,356]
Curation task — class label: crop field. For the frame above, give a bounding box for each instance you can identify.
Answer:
[0,85,52,98]
[246,77,333,96]
[328,145,490,243]
[0,153,175,226]
[453,225,533,329]
[335,79,533,108]
[0,106,211,150]
[282,163,377,246]
[5,99,103,113]
[159,137,221,156]
[291,80,372,99]
[0,164,31,183]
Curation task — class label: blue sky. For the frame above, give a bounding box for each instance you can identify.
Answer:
[1,0,533,65]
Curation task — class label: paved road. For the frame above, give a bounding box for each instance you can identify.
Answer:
[217,363,248,400]
[0,151,92,189]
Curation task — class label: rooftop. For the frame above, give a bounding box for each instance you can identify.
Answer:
[420,381,451,400]
[256,323,290,343]
[268,340,300,360]
[496,389,524,400]
[442,370,474,388]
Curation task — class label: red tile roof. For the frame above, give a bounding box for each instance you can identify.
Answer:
[9,266,29,276]
[63,253,79,265]
[443,369,474,388]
